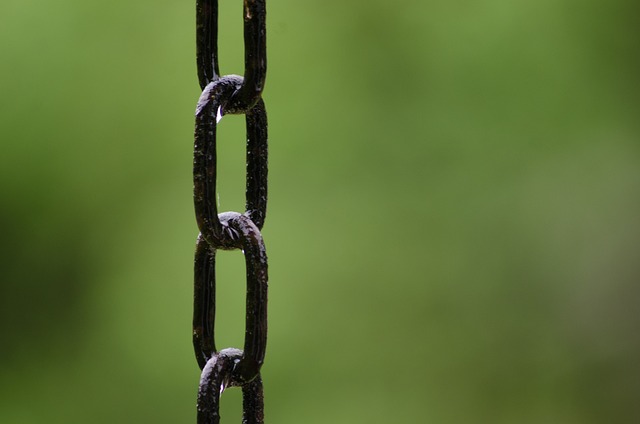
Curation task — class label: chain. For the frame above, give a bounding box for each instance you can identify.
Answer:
[192,1,268,423]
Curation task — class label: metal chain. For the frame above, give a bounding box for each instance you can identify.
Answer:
[192,1,268,422]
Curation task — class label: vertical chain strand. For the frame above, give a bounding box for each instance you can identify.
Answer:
[193,235,216,370]
[193,0,269,422]
[196,0,220,89]
[245,99,268,229]
[228,0,267,112]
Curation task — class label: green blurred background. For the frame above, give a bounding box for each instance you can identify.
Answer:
[1,0,638,422]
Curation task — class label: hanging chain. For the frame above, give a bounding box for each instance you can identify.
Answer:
[192,1,268,423]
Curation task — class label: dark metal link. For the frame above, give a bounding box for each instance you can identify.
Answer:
[197,348,265,424]
[193,212,268,382]
[196,0,266,111]
[192,0,269,419]
[194,77,268,248]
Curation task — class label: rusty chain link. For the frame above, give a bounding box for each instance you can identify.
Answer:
[192,0,268,422]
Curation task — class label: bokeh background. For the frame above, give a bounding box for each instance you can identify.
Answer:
[1,0,638,423]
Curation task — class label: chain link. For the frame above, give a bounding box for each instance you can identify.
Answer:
[193,1,268,422]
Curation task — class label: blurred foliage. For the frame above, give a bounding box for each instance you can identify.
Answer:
[1,0,638,423]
